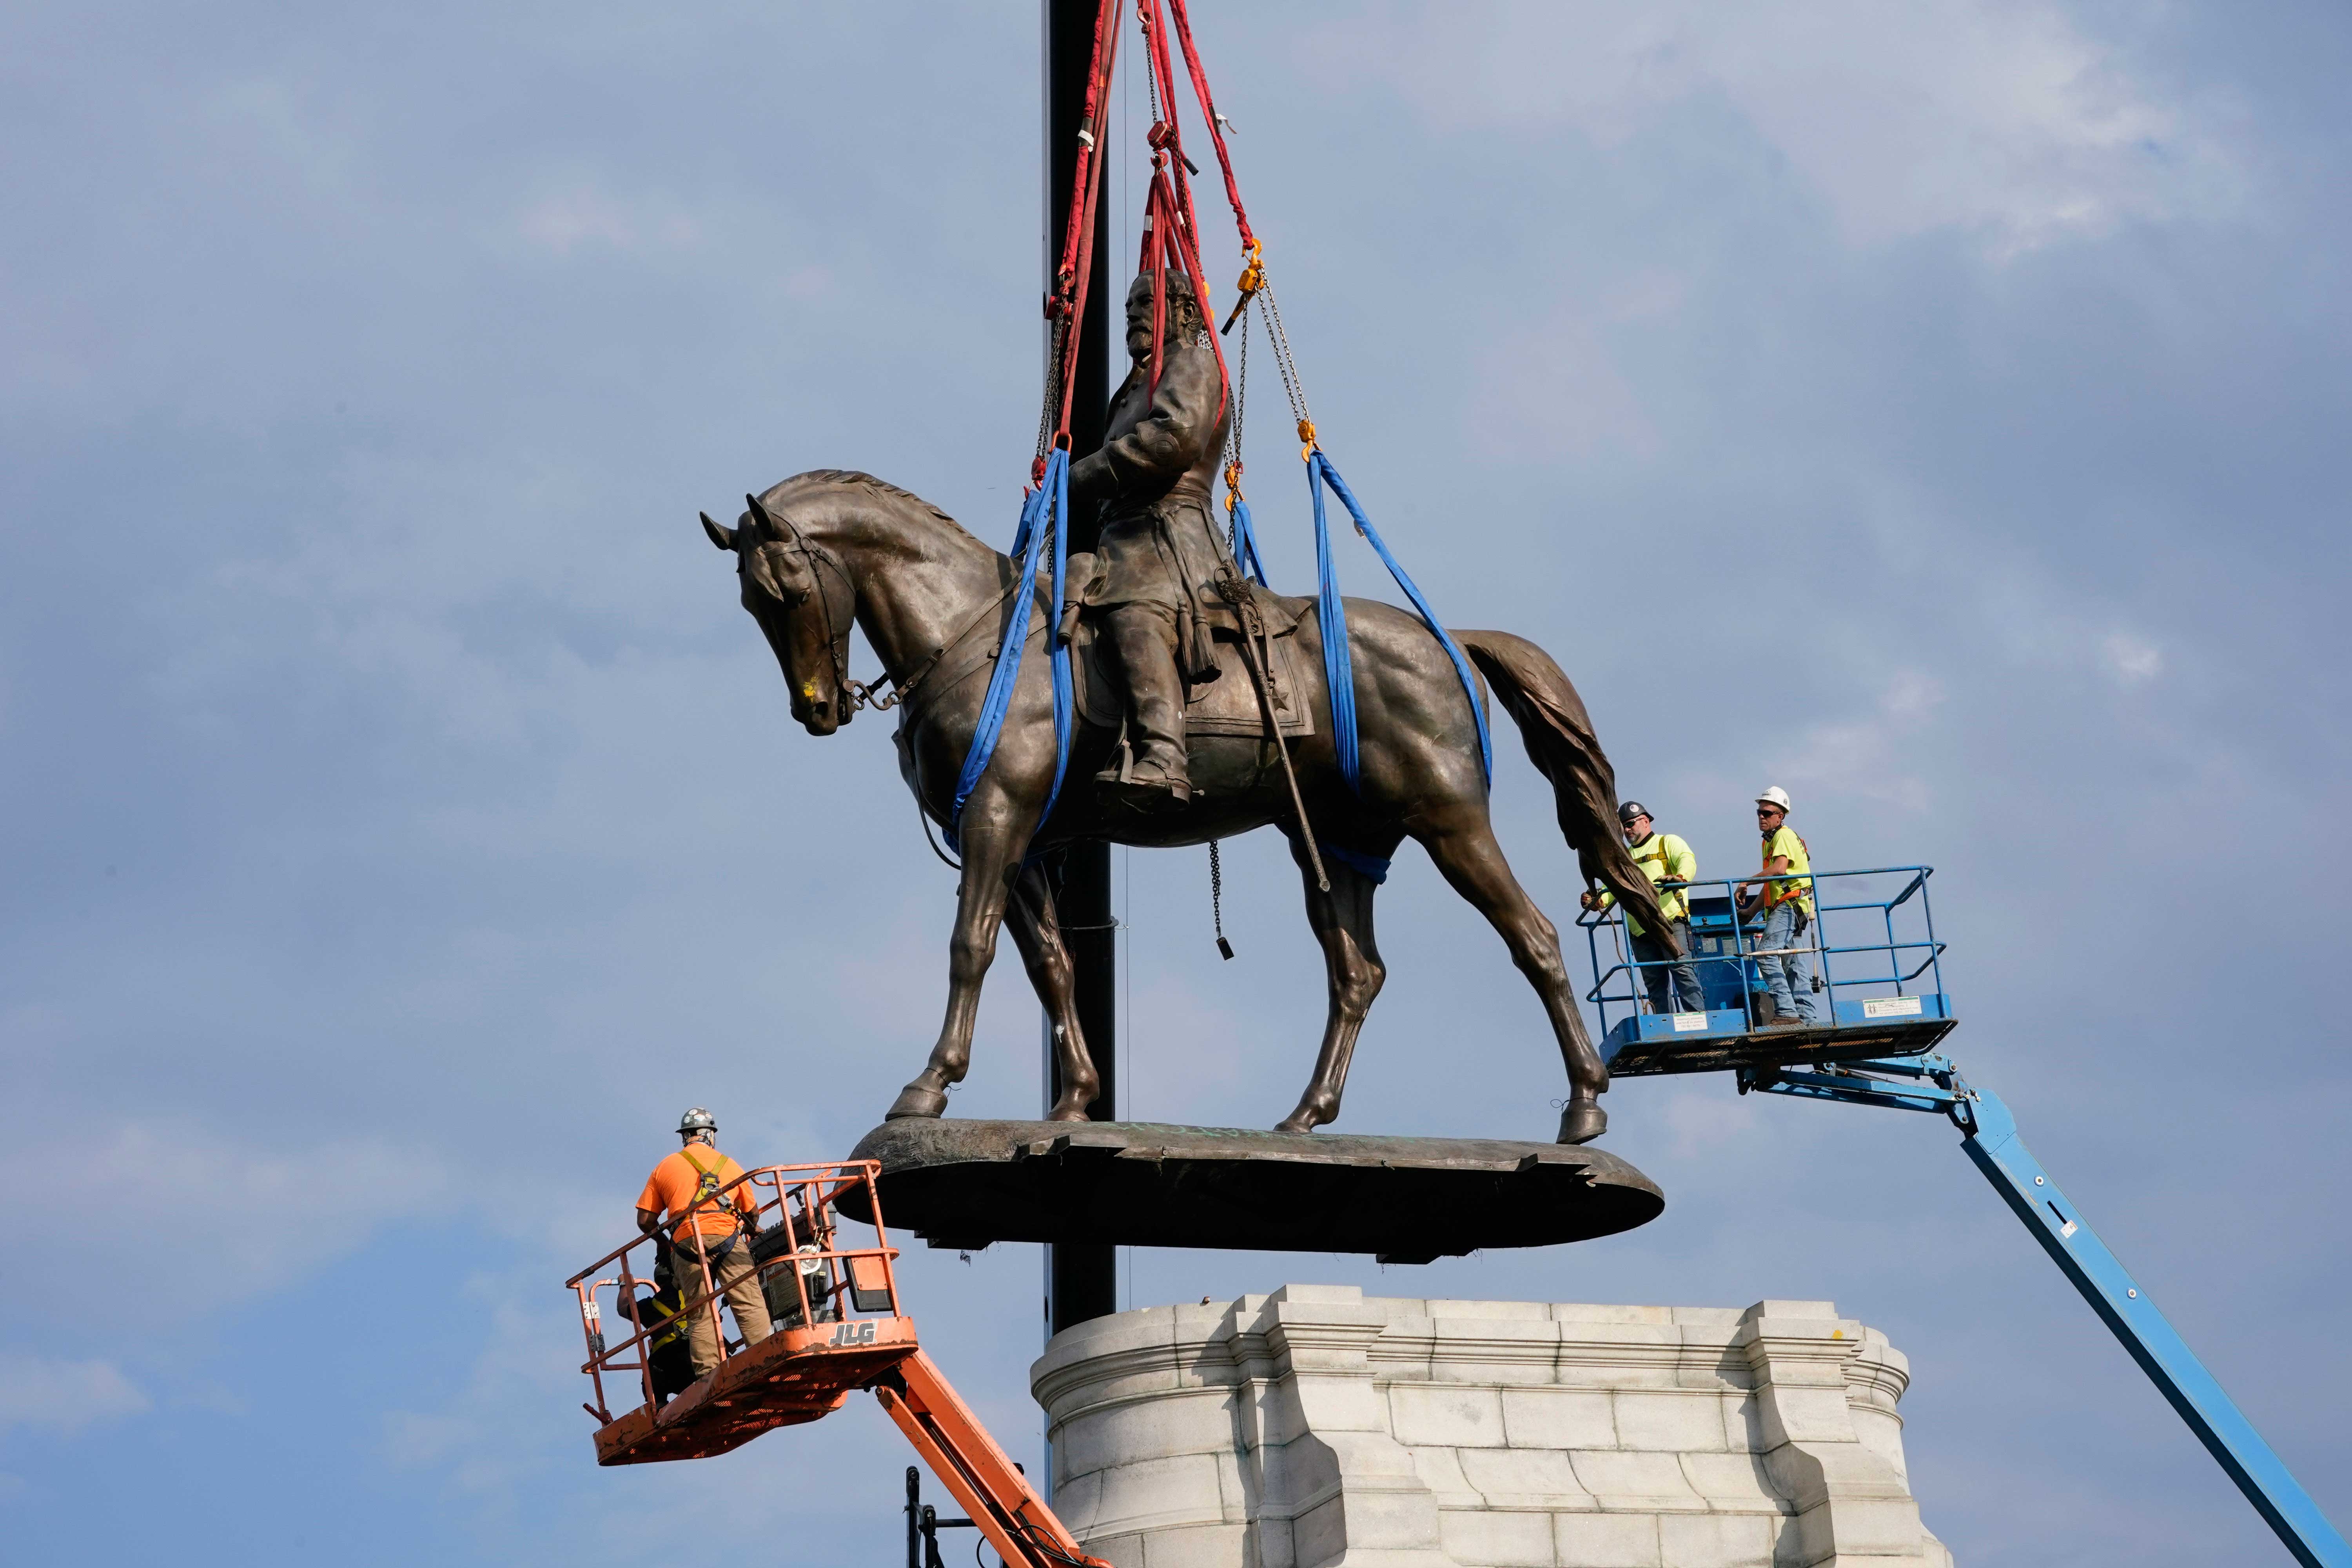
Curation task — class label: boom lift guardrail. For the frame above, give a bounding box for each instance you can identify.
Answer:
[1582,867,2349,1568]
[566,1160,1107,1568]
[1580,864,1956,1076]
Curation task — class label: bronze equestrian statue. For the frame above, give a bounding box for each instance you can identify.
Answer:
[699,272,1671,1145]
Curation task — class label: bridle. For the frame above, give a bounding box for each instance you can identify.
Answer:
[742,492,898,718]
[730,489,1069,873]
[742,492,987,720]
[738,491,1042,728]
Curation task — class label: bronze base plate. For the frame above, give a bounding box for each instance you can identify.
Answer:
[839,1119,1664,1263]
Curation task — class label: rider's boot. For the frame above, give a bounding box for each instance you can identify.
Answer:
[1096,605,1191,808]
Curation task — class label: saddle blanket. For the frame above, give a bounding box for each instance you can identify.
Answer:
[1073,613,1315,740]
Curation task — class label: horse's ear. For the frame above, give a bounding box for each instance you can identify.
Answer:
[745,492,782,540]
[701,512,738,551]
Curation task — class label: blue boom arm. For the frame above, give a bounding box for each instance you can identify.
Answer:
[1741,1055,2348,1568]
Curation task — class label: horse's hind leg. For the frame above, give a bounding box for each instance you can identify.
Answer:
[1414,817,1611,1144]
[1274,835,1390,1134]
[1002,859,1098,1121]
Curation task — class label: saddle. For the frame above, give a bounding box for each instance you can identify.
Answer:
[1063,552,1316,741]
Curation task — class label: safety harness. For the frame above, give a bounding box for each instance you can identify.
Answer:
[674,1145,748,1266]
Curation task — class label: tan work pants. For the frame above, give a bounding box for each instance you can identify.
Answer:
[673,1232,772,1378]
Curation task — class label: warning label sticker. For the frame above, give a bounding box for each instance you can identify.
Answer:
[1862,996,1925,1018]
[1672,1012,1709,1032]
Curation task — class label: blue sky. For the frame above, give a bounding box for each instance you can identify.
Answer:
[3,2,2346,1563]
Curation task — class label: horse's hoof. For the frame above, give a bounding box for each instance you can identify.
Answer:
[1274,1096,1335,1134]
[1557,1100,1607,1145]
[885,1083,949,1120]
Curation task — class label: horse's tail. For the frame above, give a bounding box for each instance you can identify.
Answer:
[1456,630,1676,953]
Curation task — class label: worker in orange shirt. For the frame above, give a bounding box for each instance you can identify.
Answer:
[636,1107,772,1380]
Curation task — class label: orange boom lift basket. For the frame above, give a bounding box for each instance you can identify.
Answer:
[567,1160,1105,1568]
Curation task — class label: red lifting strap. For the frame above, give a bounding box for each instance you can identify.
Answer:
[1161,0,1255,254]
[1134,0,1231,421]
[1039,0,1255,460]
[1041,0,1123,466]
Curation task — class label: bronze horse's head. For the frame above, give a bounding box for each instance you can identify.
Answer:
[702,491,856,735]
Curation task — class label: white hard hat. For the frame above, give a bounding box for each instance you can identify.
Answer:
[1755,786,1792,811]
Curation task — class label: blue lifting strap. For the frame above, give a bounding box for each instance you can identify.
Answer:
[1229,494,1272,586]
[948,448,1075,850]
[1306,450,1492,795]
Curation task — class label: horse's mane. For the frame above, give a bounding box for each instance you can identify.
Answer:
[780,468,978,543]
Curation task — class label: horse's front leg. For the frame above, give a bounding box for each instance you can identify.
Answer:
[1003,860,1096,1121]
[1274,833,1391,1134]
[886,793,1032,1121]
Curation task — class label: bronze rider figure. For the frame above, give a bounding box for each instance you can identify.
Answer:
[1069,268,1232,808]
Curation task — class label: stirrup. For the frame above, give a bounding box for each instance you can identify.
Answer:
[1105,770,1190,809]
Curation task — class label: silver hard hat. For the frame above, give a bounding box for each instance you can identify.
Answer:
[677,1106,717,1136]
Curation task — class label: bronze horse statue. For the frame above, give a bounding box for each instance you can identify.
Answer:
[701,469,1669,1143]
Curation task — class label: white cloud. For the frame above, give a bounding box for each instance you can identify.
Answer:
[1325,0,2236,254]
[2101,631,2163,684]
[1467,307,1661,461]
[514,187,704,256]
[383,1289,578,1492]
[0,1120,453,1323]
[1769,668,1947,811]
[0,1355,149,1434]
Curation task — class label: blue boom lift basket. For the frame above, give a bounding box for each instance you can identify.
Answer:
[1575,860,2347,1567]
[1577,863,1956,1077]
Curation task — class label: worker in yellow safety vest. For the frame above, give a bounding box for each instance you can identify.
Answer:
[635,1107,772,1380]
[621,1249,696,1407]
[1581,802,1704,1015]
[1734,786,1821,1027]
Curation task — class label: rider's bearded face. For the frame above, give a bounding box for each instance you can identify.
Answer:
[1124,289,1156,362]
[1123,276,1195,363]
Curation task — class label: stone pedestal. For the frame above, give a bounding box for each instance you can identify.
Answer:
[1031,1286,1952,1568]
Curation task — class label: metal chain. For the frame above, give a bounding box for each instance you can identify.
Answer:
[1036,315,1067,463]
[1223,304,1250,551]
[1139,0,1163,126]
[1209,840,1234,959]
[1232,301,1249,454]
[1256,279,1313,431]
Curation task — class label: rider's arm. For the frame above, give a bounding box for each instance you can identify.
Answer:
[1067,370,1141,512]
[1083,353,1214,496]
